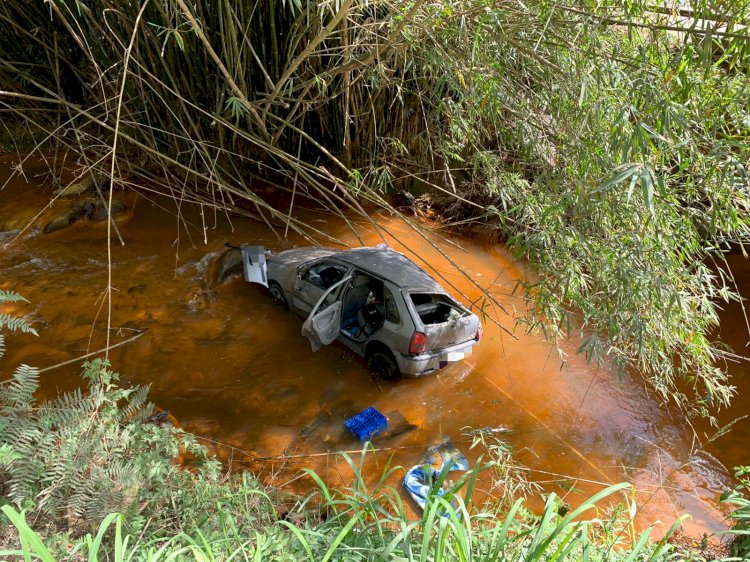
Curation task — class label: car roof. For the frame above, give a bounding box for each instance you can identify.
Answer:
[333,246,444,291]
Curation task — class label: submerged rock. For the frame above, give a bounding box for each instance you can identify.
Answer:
[42,201,94,234]
[42,198,128,233]
[91,199,127,221]
[380,411,418,440]
[0,228,20,243]
[55,174,97,198]
[42,214,74,234]
[184,287,217,312]
[279,400,358,450]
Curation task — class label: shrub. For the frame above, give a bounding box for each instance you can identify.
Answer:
[720,466,750,560]
[0,359,274,537]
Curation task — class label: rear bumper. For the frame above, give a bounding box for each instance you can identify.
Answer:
[395,340,476,377]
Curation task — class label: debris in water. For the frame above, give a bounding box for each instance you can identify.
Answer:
[344,407,387,441]
[466,426,512,436]
[380,411,418,440]
[404,438,469,511]
[91,199,127,221]
[208,246,244,287]
[147,410,171,425]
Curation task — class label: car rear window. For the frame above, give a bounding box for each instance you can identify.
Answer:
[409,293,464,325]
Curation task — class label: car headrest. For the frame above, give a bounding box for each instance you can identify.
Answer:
[352,274,369,288]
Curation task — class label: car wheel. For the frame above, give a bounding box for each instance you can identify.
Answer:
[268,282,289,311]
[368,350,400,381]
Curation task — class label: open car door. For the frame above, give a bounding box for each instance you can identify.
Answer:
[240,244,268,288]
[302,275,352,352]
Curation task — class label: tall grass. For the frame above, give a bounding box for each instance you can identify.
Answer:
[0,461,688,562]
[0,0,420,240]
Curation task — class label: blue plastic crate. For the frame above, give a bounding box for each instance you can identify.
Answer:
[345,407,387,441]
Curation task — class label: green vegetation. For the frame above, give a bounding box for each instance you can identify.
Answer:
[0,363,283,559]
[0,290,38,361]
[0,359,262,533]
[0,488,685,561]
[407,0,750,416]
[0,361,687,560]
[1,0,748,416]
[1,0,750,556]
[720,466,750,560]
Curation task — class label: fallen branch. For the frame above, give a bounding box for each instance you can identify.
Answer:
[38,329,148,373]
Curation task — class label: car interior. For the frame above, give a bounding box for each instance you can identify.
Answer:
[410,293,462,325]
[340,272,385,342]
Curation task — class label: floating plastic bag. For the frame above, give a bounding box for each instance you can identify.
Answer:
[404,440,469,511]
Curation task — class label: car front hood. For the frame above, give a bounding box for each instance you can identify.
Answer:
[268,247,338,269]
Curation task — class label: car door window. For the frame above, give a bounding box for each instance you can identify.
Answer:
[301,261,347,289]
[294,261,348,314]
[383,286,401,323]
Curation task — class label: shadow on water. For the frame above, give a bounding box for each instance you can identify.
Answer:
[1,154,747,537]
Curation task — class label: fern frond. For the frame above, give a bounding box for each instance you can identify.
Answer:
[0,313,38,337]
[5,425,45,502]
[0,290,29,304]
[0,443,20,465]
[121,385,152,422]
[0,289,29,304]
[41,388,92,431]
[0,364,40,409]
[0,355,240,535]
[0,291,37,361]
[66,475,98,518]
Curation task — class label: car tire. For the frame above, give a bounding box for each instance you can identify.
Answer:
[268,282,289,311]
[368,349,400,381]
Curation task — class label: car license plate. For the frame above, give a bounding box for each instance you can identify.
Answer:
[445,351,464,362]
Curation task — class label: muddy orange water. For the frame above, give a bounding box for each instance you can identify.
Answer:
[1,154,747,537]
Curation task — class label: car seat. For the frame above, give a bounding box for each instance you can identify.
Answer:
[342,274,371,324]
[356,302,385,337]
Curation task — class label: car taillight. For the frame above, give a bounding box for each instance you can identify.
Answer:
[409,331,427,354]
[475,326,483,342]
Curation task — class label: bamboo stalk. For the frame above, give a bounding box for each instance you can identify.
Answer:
[174,0,267,136]
[262,0,354,123]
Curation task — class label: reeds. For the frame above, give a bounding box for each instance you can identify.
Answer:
[0,0,430,237]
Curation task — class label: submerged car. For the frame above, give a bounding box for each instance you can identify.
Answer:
[239,243,481,378]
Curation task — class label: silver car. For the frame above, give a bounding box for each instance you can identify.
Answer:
[240,243,482,378]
